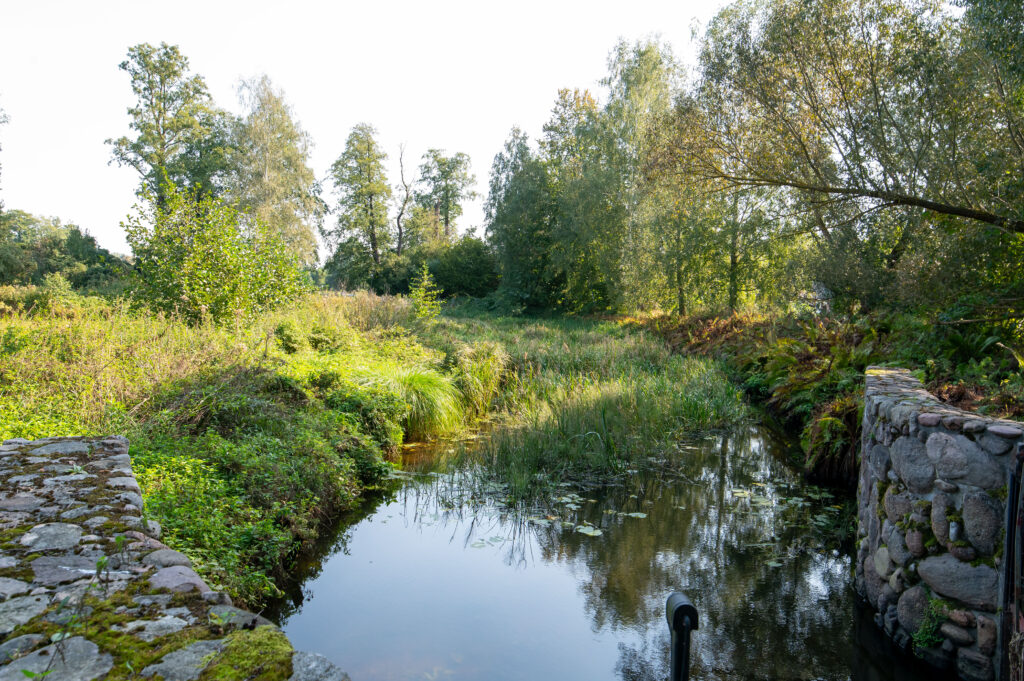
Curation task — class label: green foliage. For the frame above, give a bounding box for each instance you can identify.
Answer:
[0,210,129,290]
[409,262,442,321]
[123,184,309,324]
[273,321,304,354]
[328,123,392,266]
[106,42,224,202]
[353,364,461,441]
[226,76,322,266]
[912,598,948,651]
[416,149,477,238]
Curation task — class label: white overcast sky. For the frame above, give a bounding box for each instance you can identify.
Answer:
[1,0,727,257]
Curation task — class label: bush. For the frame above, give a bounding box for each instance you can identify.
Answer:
[123,184,310,324]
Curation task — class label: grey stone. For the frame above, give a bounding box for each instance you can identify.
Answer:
[143,549,191,568]
[932,492,951,545]
[202,591,233,606]
[980,433,1014,455]
[949,609,976,628]
[943,415,965,430]
[883,488,914,524]
[147,519,162,538]
[0,578,29,599]
[886,527,912,567]
[867,444,891,476]
[957,648,994,681]
[149,565,211,594]
[289,651,352,681]
[0,594,49,635]
[950,544,977,561]
[918,413,941,427]
[963,492,1002,555]
[45,604,93,625]
[208,605,274,629]
[977,615,996,655]
[935,479,959,493]
[83,515,110,529]
[918,554,999,610]
[896,585,929,633]
[891,436,935,493]
[940,622,973,646]
[19,522,82,551]
[2,439,29,446]
[108,476,141,493]
[133,594,174,607]
[889,567,907,593]
[950,521,962,543]
[32,555,99,585]
[918,644,953,670]
[863,555,885,608]
[873,546,893,578]
[927,432,1005,489]
[0,636,112,681]
[141,639,225,680]
[6,475,37,486]
[0,557,14,569]
[964,420,988,434]
[60,505,93,519]
[119,491,144,508]
[0,634,45,664]
[905,530,926,557]
[0,495,42,512]
[30,440,90,456]
[43,473,93,486]
[988,424,1023,439]
[125,615,188,641]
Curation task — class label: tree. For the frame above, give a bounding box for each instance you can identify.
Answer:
[0,101,8,213]
[409,262,442,320]
[675,0,1024,235]
[328,124,392,265]
[106,43,224,205]
[416,149,477,239]
[123,184,308,324]
[227,75,322,266]
[393,144,414,256]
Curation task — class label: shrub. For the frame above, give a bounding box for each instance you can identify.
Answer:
[409,262,442,321]
[274,321,305,354]
[123,184,309,324]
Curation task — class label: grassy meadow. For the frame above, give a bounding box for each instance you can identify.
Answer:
[0,287,746,606]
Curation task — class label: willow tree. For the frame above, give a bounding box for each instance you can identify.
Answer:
[226,76,321,266]
[677,0,1024,235]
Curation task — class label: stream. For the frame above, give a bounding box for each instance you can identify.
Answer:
[268,424,937,681]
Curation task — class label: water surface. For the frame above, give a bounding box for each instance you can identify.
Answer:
[271,425,935,681]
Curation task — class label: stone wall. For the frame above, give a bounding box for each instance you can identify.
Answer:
[0,436,350,681]
[857,367,1024,681]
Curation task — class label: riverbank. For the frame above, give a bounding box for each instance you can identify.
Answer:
[0,290,747,609]
[640,312,1024,488]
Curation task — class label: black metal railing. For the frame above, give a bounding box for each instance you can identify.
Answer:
[666,592,699,681]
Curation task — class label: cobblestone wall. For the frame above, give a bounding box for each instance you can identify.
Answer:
[857,367,1024,681]
[0,436,349,681]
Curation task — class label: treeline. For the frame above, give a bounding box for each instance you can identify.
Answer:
[485,0,1023,318]
[0,43,499,312]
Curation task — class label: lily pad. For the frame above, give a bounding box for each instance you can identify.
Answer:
[622,512,647,519]
[731,490,750,498]
[576,526,603,537]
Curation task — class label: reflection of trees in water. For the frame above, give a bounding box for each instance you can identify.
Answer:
[540,426,856,680]
[275,426,860,679]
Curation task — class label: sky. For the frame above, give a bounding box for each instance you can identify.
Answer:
[0,0,728,257]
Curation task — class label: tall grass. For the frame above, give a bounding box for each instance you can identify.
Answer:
[425,305,749,497]
[353,365,462,440]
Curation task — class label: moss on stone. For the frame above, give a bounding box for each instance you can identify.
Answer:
[198,626,293,681]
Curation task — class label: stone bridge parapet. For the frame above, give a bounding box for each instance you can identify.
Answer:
[857,367,1024,681]
[0,435,349,681]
